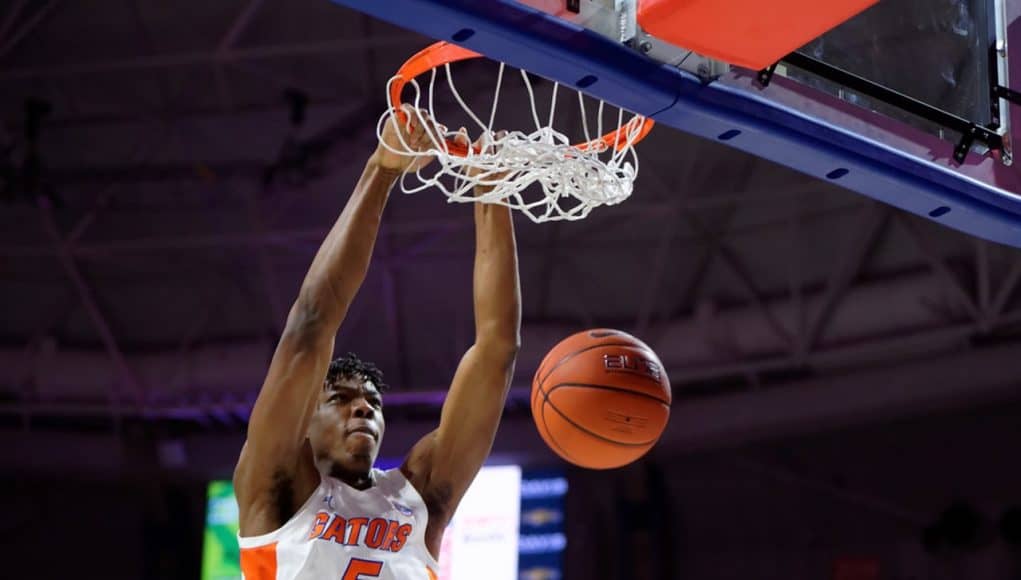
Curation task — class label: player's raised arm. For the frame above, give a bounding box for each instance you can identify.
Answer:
[234,107,437,536]
[403,136,521,543]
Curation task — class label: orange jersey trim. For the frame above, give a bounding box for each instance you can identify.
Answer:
[240,542,278,580]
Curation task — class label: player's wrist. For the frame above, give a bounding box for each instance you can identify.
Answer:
[367,151,407,176]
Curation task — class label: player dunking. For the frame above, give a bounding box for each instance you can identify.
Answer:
[233,106,521,580]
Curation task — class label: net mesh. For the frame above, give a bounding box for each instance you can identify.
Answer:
[376,61,650,223]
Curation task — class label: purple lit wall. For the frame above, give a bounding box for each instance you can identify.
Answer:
[1,1,1021,579]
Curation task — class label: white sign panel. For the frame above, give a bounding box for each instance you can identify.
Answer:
[438,465,521,580]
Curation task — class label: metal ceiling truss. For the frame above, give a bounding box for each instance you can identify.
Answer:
[4,1,1021,436]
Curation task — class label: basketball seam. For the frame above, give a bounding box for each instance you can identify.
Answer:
[539,396,578,464]
[537,382,663,447]
[536,341,652,392]
[546,381,671,406]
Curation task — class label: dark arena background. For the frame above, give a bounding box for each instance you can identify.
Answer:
[2,1,1021,579]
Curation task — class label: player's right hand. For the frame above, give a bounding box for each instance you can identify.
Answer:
[373,104,444,173]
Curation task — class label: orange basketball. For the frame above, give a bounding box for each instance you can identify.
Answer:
[530,328,672,469]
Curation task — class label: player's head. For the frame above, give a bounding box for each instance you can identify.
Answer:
[308,353,387,477]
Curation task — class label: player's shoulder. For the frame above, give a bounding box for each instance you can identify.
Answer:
[373,467,414,493]
[375,468,431,510]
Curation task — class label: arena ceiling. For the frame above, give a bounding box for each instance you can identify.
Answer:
[2,0,1020,466]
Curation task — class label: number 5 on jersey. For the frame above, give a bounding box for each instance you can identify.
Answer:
[343,558,383,580]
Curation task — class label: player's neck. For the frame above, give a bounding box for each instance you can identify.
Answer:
[330,464,375,490]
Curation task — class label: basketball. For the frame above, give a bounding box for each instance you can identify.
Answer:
[530,329,672,469]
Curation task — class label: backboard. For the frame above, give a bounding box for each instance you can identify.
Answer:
[328,0,1021,248]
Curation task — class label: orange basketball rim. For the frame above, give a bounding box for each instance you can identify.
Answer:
[387,41,655,157]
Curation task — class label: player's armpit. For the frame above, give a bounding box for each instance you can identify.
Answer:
[411,340,518,507]
[233,304,335,533]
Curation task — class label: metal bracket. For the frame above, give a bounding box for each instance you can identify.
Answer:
[773,51,1006,164]
[757,63,778,88]
[990,83,1017,165]
[954,126,978,164]
[992,84,1021,106]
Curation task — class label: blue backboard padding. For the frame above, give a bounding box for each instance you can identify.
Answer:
[329,0,1021,247]
[656,82,1021,246]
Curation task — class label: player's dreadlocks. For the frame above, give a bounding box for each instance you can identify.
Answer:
[325,352,388,392]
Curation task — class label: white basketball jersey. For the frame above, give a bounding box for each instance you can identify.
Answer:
[238,468,439,580]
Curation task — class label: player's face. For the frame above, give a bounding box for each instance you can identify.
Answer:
[308,377,386,475]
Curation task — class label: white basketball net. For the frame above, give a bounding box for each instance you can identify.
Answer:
[376,63,649,223]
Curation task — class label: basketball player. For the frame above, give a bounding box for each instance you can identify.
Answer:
[233,106,521,580]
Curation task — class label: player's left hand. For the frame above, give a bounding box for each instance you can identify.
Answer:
[453,128,508,196]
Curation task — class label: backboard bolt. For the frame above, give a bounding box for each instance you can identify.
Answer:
[954,127,978,164]
[639,41,652,54]
[757,63,778,87]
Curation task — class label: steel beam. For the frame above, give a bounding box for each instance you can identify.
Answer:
[38,201,145,411]
[800,202,888,359]
[0,36,419,81]
[899,214,982,323]
[0,0,58,60]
